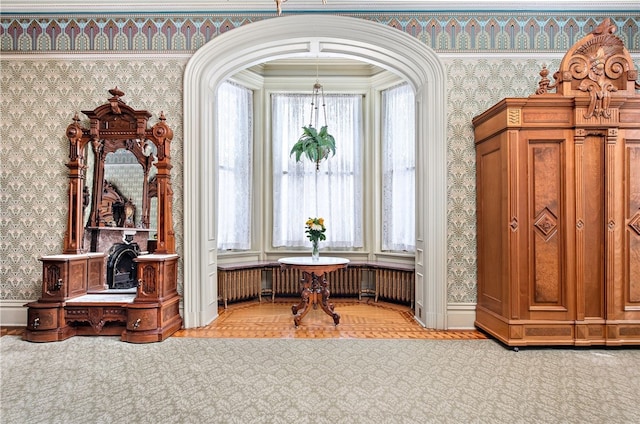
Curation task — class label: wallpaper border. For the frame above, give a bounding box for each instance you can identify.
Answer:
[2,13,638,54]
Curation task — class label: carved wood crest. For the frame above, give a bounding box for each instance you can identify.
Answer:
[535,18,639,120]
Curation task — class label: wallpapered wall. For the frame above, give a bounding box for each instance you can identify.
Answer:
[1,12,639,306]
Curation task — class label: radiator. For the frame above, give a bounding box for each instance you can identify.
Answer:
[374,268,414,305]
[218,268,263,308]
[220,263,414,307]
[273,266,363,297]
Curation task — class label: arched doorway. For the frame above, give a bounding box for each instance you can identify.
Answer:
[182,15,447,329]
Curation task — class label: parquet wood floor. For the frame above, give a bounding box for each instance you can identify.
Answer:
[1,298,487,340]
[173,298,487,339]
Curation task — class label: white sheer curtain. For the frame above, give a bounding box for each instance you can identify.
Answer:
[272,93,363,249]
[382,83,415,252]
[216,81,253,250]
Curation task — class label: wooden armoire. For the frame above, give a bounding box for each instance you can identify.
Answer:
[473,19,640,347]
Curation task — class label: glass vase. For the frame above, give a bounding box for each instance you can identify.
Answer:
[311,239,320,260]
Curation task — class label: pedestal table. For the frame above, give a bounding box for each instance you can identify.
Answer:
[278,256,349,327]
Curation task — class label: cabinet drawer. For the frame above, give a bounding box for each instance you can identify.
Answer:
[127,309,158,331]
[27,308,59,330]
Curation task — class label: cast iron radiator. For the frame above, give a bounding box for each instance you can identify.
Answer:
[273,266,364,298]
[374,267,414,305]
[217,264,266,309]
[218,262,414,307]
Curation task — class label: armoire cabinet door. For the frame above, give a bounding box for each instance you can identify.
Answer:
[606,130,640,344]
[524,131,574,323]
[572,129,609,344]
[512,129,575,343]
[475,133,509,320]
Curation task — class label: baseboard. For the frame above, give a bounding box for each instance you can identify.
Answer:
[446,303,477,330]
[0,300,29,326]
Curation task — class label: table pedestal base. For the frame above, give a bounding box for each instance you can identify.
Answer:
[292,271,340,327]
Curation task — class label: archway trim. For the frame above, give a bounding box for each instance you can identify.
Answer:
[183,15,447,329]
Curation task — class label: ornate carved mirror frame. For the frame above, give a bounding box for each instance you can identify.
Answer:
[63,88,176,255]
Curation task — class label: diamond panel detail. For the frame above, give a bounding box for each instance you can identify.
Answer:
[534,208,558,239]
[629,211,640,236]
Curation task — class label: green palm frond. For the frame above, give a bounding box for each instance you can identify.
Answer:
[289,125,336,168]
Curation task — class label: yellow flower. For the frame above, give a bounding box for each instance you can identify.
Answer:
[305,217,327,243]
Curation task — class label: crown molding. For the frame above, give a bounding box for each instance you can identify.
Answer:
[2,0,638,14]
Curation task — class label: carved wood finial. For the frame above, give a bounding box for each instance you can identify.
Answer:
[108,86,125,99]
[108,87,125,114]
[536,65,556,95]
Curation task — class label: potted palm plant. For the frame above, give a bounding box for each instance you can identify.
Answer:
[289,125,336,170]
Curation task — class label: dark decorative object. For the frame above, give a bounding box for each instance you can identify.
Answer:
[99,180,136,228]
[106,242,141,289]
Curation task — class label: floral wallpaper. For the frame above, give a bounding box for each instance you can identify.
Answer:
[444,57,561,302]
[1,11,639,307]
[0,59,186,300]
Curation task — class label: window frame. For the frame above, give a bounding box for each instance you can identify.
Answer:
[216,69,414,262]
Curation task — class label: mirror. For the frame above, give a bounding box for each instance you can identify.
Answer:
[103,149,143,227]
[83,143,95,228]
[85,139,157,231]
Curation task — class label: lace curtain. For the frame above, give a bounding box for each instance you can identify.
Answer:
[272,93,363,249]
[382,83,416,252]
[216,81,253,250]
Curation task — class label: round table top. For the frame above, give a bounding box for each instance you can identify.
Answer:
[278,256,350,266]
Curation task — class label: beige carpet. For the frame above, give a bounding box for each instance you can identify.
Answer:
[1,335,639,423]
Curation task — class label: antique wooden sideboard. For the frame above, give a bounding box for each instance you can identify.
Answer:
[473,19,640,347]
[23,88,182,343]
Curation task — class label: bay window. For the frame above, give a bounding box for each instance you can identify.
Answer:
[216,77,415,255]
[216,81,253,250]
[381,83,416,252]
[271,93,364,249]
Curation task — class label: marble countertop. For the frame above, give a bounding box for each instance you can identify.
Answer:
[278,256,350,266]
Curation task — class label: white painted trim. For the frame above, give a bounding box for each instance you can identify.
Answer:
[446,303,477,330]
[183,14,448,329]
[0,301,29,327]
[2,1,636,13]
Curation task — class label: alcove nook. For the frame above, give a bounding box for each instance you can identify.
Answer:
[182,15,448,329]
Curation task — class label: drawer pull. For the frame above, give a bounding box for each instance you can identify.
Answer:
[32,317,40,329]
[133,318,141,329]
[53,279,63,291]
